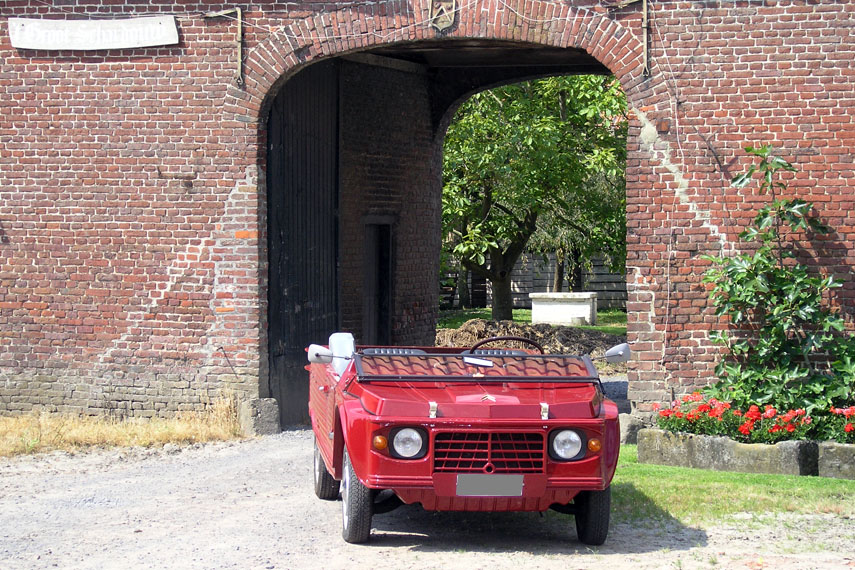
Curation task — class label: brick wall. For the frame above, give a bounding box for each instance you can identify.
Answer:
[338,60,440,346]
[1,0,854,420]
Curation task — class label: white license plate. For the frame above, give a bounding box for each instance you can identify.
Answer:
[456,474,524,497]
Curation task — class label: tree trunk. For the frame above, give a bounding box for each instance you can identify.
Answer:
[552,252,565,293]
[457,268,471,309]
[570,247,584,291]
[491,276,514,321]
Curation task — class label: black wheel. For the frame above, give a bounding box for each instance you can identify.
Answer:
[574,487,611,546]
[313,436,340,500]
[341,448,373,543]
[469,335,545,354]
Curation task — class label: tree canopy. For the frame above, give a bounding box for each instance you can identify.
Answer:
[442,75,628,320]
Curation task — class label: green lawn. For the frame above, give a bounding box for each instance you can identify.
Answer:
[437,307,627,337]
[613,445,855,525]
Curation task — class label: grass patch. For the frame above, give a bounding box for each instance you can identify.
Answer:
[437,308,532,329]
[613,445,855,525]
[437,307,627,336]
[0,397,243,457]
[580,308,627,336]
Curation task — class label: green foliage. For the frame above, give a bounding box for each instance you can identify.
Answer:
[442,75,627,318]
[703,145,855,417]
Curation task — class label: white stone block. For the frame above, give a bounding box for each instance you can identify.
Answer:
[529,292,597,326]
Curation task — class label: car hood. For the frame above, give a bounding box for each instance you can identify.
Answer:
[353,381,604,420]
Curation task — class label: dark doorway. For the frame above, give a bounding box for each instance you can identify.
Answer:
[267,60,340,426]
[363,221,393,345]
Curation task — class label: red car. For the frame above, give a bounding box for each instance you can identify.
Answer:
[307,332,628,544]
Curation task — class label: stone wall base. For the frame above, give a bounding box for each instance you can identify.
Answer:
[239,398,281,436]
[637,428,818,476]
[818,442,855,480]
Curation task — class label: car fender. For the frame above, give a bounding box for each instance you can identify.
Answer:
[337,398,375,487]
[601,400,621,484]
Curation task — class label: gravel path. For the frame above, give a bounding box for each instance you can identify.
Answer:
[1,430,853,570]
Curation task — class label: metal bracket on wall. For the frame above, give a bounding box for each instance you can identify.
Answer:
[603,0,650,77]
[204,7,244,86]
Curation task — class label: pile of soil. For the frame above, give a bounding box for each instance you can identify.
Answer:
[435,319,628,374]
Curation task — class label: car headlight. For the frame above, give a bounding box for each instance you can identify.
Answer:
[390,428,427,459]
[549,429,585,461]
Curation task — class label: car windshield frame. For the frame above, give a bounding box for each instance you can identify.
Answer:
[352,352,600,384]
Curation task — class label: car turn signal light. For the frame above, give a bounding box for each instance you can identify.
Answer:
[373,435,388,451]
[587,438,602,453]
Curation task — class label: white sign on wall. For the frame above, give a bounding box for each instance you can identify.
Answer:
[8,16,178,51]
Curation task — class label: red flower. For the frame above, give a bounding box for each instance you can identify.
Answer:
[652,403,661,411]
[738,420,755,435]
[769,425,782,434]
[786,423,796,433]
[762,405,777,419]
[733,409,743,417]
[746,405,762,421]
[845,423,854,433]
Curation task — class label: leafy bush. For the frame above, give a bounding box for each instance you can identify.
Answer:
[702,146,855,417]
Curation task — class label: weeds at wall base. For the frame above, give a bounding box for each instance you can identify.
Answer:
[0,397,243,457]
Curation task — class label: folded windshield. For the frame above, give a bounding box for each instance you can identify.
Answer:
[354,353,598,383]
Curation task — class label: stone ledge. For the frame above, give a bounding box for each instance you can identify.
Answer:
[818,442,855,480]
[529,292,597,326]
[637,428,818,476]
[239,398,281,435]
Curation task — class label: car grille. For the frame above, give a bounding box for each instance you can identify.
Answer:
[433,432,545,473]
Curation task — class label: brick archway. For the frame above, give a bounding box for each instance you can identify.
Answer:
[233,2,652,119]
[235,0,684,421]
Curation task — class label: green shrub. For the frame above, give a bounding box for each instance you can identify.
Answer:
[702,146,855,421]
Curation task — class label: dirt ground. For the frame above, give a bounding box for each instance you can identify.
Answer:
[436,319,628,374]
[2,430,853,570]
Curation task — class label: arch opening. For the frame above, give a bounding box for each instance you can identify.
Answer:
[258,20,646,427]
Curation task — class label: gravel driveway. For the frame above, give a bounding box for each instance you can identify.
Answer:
[1,430,853,570]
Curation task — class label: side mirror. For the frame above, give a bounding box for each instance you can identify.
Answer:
[307,344,334,364]
[604,343,630,364]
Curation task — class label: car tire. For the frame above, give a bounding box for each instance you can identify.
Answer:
[313,436,340,500]
[574,487,611,546]
[341,448,373,543]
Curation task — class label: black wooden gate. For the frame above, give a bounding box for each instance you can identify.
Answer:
[267,61,339,426]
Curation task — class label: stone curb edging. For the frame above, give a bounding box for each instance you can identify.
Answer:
[637,428,819,476]
[819,441,855,480]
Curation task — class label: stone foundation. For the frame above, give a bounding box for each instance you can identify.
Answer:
[637,428,818,476]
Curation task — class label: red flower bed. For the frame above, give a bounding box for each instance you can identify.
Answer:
[829,406,855,444]
[654,393,813,444]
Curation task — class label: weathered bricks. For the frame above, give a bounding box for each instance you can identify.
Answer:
[2,1,855,418]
